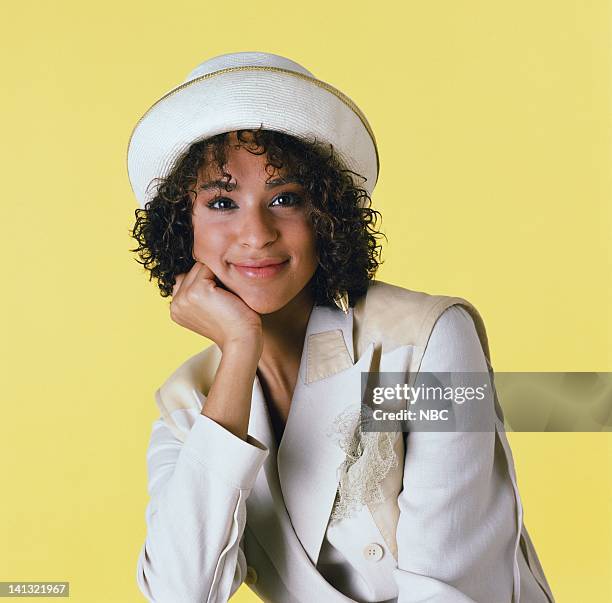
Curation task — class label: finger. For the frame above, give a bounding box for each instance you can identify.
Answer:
[195,261,217,283]
[176,261,205,294]
[172,273,186,297]
[187,260,218,290]
[213,275,230,291]
[172,264,199,297]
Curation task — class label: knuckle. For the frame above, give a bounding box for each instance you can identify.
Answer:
[185,288,199,304]
[169,299,183,318]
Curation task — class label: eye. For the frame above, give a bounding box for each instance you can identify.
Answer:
[206,197,237,211]
[205,192,303,212]
[270,193,302,207]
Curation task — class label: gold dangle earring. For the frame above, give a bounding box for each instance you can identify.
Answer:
[333,290,349,315]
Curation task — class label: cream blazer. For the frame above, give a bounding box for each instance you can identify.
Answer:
[136,280,555,603]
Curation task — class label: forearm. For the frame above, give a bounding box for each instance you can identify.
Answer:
[137,415,268,602]
[201,338,261,441]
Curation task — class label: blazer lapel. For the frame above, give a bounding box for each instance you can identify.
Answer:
[271,305,376,565]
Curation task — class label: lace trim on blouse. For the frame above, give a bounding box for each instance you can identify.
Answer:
[327,406,399,522]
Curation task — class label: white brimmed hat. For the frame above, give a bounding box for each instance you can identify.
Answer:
[126,51,379,209]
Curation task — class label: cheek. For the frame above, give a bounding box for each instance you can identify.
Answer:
[292,223,318,265]
[192,219,225,256]
[192,220,205,247]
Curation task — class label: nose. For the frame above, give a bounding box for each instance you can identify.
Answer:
[238,206,279,249]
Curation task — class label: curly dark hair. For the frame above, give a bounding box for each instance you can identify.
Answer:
[129,127,386,309]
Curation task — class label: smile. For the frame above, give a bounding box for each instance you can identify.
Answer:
[231,259,290,279]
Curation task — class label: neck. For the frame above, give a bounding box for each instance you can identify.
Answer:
[258,285,315,382]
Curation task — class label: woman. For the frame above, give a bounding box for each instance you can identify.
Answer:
[127,51,555,603]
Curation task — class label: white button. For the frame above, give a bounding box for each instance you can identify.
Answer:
[363,542,384,562]
[245,565,258,585]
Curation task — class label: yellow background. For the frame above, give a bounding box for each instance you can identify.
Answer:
[1,0,610,601]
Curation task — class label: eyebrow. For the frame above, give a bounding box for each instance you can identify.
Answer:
[198,176,303,191]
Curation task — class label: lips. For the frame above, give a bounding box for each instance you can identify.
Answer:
[233,258,288,268]
[231,258,290,279]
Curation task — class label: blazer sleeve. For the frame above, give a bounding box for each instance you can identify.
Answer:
[136,411,269,603]
[392,305,520,602]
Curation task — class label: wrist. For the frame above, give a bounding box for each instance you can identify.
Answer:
[223,334,263,359]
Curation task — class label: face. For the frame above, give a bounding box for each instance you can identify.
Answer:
[191,131,319,315]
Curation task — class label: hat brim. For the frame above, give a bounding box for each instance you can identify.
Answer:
[127,66,379,209]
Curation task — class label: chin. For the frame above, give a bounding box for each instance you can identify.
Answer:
[231,278,310,314]
[239,290,293,315]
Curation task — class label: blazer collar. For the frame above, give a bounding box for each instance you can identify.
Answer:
[246,303,376,565]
